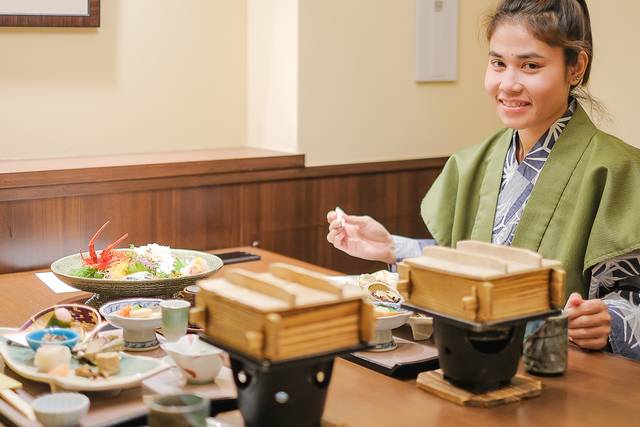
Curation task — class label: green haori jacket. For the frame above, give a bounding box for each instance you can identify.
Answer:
[421,104,640,299]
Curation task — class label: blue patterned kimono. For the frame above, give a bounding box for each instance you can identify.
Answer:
[491,98,640,360]
[394,98,640,359]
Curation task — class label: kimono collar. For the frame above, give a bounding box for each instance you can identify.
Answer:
[471,101,597,249]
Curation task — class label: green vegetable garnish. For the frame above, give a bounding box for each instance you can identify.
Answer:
[173,257,186,273]
[71,266,99,278]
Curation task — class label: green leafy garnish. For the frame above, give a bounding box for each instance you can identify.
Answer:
[71,266,99,278]
[173,257,186,273]
[127,261,148,275]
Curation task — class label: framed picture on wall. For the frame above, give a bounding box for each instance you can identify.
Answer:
[0,0,100,27]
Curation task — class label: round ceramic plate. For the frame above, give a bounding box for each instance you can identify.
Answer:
[0,328,169,392]
[50,249,223,300]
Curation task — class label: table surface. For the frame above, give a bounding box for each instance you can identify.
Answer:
[1,247,639,427]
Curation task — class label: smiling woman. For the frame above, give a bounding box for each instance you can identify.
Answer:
[326,0,640,360]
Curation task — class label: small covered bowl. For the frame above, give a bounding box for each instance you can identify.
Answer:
[25,328,79,352]
[161,334,223,384]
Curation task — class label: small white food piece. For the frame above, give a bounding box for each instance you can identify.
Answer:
[34,345,71,373]
[335,206,346,228]
[95,352,120,375]
[128,308,153,318]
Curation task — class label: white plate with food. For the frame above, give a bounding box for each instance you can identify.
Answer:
[0,327,168,392]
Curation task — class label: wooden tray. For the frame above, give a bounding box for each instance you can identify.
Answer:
[416,369,542,407]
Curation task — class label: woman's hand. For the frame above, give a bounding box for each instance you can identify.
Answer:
[564,292,611,350]
[326,210,395,264]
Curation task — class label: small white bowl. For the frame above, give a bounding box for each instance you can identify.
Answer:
[162,335,223,384]
[99,298,163,351]
[31,392,90,427]
[408,315,434,340]
[369,311,412,351]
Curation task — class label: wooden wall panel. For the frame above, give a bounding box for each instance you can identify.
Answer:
[0,157,446,274]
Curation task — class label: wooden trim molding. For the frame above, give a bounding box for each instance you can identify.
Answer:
[0,149,445,202]
[0,0,100,27]
[0,150,447,274]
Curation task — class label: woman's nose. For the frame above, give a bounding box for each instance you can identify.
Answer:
[499,69,523,93]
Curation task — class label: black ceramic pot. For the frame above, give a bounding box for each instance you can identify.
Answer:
[433,317,526,392]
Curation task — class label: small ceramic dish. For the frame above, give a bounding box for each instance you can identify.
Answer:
[25,328,79,352]
[1,304,101,348]
[161,335,223,384]
[99,299,163,351]
[408,315,434,340]
[371,311,412,352]
[0,327,169,392]
[31,392,90,427]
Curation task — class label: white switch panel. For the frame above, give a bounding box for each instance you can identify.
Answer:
[415,0,458,82]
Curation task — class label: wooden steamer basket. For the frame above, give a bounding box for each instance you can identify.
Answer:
[399,241,565,392]
[190,263,374,427]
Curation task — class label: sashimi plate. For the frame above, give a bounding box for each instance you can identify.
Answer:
[0,328,169,391]
[50,249,223,306]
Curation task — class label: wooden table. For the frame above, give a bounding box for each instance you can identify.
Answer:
[1,247,639,426]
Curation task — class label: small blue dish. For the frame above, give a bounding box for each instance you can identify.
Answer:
[25,328,79,351]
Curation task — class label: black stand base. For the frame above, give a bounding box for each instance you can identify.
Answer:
[200,334,369,427]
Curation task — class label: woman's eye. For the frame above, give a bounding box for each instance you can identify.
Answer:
[490,60,505,68]
[523,63,540,70]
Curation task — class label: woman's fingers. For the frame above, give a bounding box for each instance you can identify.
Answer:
[565,298,607,320]
[327,229,347,248]
[328,218,345,231]
[564,292,583,309]
[327,211,337,223]
[568,309,611,329]
[572,336,609,350]
[568,324,611,340]
[343,214,372,226]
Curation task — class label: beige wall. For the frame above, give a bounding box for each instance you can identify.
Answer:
[2,0,637,162]
[298,0,502,166]
[247,0,298,154]
[587,0,640,148]
[0,0,246,160]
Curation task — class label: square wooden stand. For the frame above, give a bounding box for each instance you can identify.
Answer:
[416,370,541,407]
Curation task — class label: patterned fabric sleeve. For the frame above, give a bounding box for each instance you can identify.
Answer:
[391,235,436,262]
[590,251,640,360]
[589,251,640,302]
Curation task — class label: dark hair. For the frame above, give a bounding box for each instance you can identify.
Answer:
[486,0,592,87]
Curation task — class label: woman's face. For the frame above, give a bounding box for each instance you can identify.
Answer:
[484,22,573,136]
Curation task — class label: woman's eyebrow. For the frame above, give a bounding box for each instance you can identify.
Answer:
[489,51,545,59]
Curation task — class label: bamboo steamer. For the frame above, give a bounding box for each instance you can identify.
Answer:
[398,241,565,324]
[190,263,375,361]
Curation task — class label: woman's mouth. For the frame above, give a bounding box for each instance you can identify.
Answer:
[499,99,531,113]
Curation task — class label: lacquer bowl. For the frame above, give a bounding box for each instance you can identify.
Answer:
[51,249,223,308]
[99,299,163,351]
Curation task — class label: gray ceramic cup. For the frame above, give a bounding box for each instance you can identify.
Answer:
[523,314,568,375]
[161,299,190,342]
[146,393,208,427]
